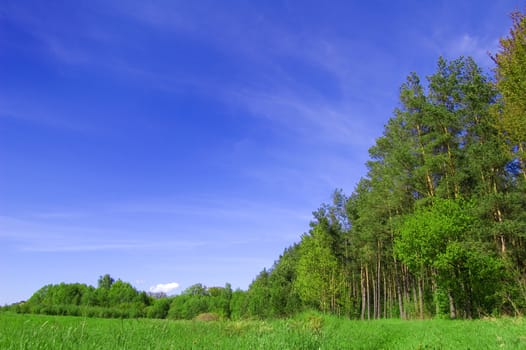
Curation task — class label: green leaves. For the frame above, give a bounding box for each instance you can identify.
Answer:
[295,225,340,312]
[395,198,474,272]
[494,11,526,176]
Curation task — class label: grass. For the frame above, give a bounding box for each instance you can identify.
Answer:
[0,312,525,349]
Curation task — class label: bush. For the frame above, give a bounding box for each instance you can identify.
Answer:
[146,298,171,319]
[195,312,220,321]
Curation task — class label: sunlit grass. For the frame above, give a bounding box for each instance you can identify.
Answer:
[0,312,524,349]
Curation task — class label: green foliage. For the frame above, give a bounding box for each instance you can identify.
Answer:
[257,48,525,320]
[268,245,302,317]
[166,283,233,320]
[229,289,248,320]
[146,298,171,319]
[395,198,474,271]
[182,283,209,296]
[14,276,244,322]
[98,274,115,290]
[494,10,526,176]
[295,225,340,312]
[246,269,272,318]
[18,275,153,319]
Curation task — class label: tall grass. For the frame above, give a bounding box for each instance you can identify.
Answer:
[1,311,525,349]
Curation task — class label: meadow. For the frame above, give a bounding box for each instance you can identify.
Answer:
[1,312,525,349]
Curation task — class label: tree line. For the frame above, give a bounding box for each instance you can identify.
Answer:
[3,8,526,321]
[4,274,239,320]
[245,9,526,320]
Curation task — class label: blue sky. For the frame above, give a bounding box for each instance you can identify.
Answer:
[0,0,522,304]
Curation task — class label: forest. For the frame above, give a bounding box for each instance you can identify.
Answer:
[4,9,526,321]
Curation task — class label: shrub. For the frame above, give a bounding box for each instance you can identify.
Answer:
[195,312,220,321]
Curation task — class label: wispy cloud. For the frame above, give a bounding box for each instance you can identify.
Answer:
[2,2,378,261]
[105,1,192,34]
[30,211,88,220]
[1,3,92,65]
[94,1,390,146]
[0,196,305,253]
[444,34,497,64]
[421,29,499,67]
[230,88,373,147]
[3,0,391,149]
[108,195,311,224]
[0,97,97,133]
[16,236,213,253]
[0,214,212,253]
[21,242,156,253]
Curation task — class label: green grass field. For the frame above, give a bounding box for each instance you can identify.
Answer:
[1,312,525,349]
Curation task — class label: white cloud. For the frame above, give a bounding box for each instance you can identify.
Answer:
[149,282,180,294]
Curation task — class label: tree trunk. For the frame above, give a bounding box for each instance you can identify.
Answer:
[366,264,370,320]
[402,265,411,318]
[360,265,366,320]
[431,269,440,316]
[376,250,382,319]
[418,277,424,319]
[372,269,377,319]
[383,269,387,319]
[448,292,456,319]
[412,278,418,319]
[394,260,405,319]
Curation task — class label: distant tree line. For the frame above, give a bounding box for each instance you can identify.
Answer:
[7,274,148,318]
[3,275,242,320]
[3,8,526,322]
